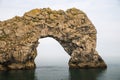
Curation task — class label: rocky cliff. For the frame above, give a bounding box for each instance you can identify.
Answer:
[0,8,107,70]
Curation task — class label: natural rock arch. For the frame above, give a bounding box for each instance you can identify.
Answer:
[0,8,107,70]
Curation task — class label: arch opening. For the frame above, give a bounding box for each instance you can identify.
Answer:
[35,37,70,67]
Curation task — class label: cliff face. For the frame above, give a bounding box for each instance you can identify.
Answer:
[0,8,107,70]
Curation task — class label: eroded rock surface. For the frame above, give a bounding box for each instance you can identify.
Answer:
[0,8,107,70]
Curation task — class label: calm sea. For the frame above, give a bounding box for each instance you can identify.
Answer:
[0,64,120,80]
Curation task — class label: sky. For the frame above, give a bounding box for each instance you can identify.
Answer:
[0,0,120,66]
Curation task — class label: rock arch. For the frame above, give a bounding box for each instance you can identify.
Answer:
[0,8,107,70]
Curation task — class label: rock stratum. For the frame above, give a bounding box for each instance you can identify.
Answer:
[0,8,107,70]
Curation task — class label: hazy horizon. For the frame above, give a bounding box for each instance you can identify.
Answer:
[0,0,120,66]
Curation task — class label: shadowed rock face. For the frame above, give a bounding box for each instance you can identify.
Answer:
[0,8,107,70]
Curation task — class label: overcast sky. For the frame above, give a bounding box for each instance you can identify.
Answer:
[0,0,120,66]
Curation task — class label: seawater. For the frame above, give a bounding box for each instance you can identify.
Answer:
[0,64,120,80]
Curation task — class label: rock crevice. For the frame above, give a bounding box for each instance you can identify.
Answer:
[0,8,107,70]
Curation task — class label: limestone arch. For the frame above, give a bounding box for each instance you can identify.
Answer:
[0,8,107,70]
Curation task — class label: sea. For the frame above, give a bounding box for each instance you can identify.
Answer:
[0,63,120,80]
